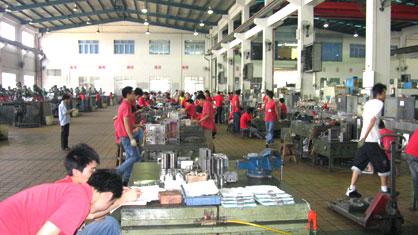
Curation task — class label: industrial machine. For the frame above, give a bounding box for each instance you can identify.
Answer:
[237,148,282,179]
[384,96,415,121]
[328,134,406,234]
[198,148,230,188]
[336,95,358,114]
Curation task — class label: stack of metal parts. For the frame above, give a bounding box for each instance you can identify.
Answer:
[145,124,166,145]
[336,95,358,114]
[198,148,233,189]
[384,96,415,121]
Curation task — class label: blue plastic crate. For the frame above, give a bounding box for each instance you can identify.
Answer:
[181,186,221,206]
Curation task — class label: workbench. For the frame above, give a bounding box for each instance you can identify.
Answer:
[119,162,310,235]
[311,138,357,170]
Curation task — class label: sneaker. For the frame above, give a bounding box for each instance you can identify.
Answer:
[346,187,362,198]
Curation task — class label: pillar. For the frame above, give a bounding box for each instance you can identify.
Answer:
[226,18,234,92]
[239,4,250,93]
[254,18,274,92]
[363,0,391,92]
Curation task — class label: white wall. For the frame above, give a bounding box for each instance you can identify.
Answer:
[41,22,210,94]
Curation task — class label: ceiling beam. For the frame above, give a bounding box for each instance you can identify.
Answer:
[2,0,228,15]
[23,9,217,26]
[39,17,210,33]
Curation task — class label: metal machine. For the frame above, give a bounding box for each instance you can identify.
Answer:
[328,134,406,234]
[237,148,282,179]
[336,95,358,114]
[384,96,415,121]
[198,148,230,188]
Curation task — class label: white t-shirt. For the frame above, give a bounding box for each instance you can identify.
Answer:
[58,101,70,126]
[360,99,384,143]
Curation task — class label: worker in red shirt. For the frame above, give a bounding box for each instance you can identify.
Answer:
[264,90,279,147]
[214,91,224,124]
[240,107,263,139]
[231,89,241,133]
[0,170,122,235]
[109,92,114,106]
[262,90,269,108]
[114,86,140,185]
[406,128,418,210]
[195,93,215,152]
[279,98,288,119]
[205,90,212,102]
[95,92,101,108]
[184,99,197,119]
[79,92,86,112]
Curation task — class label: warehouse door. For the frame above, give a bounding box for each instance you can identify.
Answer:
[184,76,204,93]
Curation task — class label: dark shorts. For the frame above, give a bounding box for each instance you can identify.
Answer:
[352,142,390,176]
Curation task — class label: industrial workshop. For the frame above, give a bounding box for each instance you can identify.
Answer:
[1,0,418,234]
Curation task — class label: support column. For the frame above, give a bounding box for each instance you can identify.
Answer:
[216,28,224,92]
[296,2,314,97]
[226,18,235,92]
[255,18,274,92]
[239,3,250,93]
[363,0,391,91]
[16,25,24,84]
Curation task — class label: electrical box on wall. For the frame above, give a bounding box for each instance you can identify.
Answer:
[302,43,321,72]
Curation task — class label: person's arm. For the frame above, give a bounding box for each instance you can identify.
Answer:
[361,117,377,141]
[36,221,60,235]
[123,117,134,140]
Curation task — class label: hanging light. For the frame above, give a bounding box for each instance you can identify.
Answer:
[96,26,100,33]
[199,21,205,27]
[207,7,214,15]
[141,8,148,14]
[28,20,34,25]
[5,5,11,13]
[86,20,91,25]
[323,23,329,28]
[353,32,358,38]
[193,30,199,36]
[73,4,78,12]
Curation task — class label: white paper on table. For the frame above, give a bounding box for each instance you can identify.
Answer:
[183,180,219,197]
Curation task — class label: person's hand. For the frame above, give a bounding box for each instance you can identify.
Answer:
[130,138,137,147]
[122,188,141,203]
[358,138,365,148]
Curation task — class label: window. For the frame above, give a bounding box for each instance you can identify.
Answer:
[22,31,34,48]
[321,42,342,61]
[149,40,170,55]
[1,72,17,89]
[24,75,35,88]
[150,77,170,92]
[185,40,205,55]
[78,40,99,54]
[114,40,135,54]
[0,22,16,41]
[251,42,262,60]
[349,44,365,58]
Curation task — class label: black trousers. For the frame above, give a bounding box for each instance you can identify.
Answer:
[61,124,70,149]
[215,107,223,124]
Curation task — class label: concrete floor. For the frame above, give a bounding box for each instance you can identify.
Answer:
[0,106,417,234]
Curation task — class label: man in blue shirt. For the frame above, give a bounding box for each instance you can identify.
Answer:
[59,94,76,151]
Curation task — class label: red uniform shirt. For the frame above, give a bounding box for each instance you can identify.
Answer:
[95,93,100,102]
[231,95,240,113]
[263,95,268,106]
[185,103,197,119]
[406,128,418,158]
[79,93,86,101]
[0,183,92,235]
[181,98,187,108]
[200,101,215,131]
[264,99,278,122]
[379,128,396,160]
[138,96,147,108]
[115,100,133,138]
[240,112,252,129]
[206,96,212,102]
[55,176,73,184]
[214,95,224,108]
[280,103,288,115]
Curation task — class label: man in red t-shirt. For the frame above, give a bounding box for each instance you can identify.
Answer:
[0,170,122,235]
[79,92,86,112]
[279,98,288,119]
[184,99,197,119]
[214,91,224,124]
[196,94,215,152]
[406,128,418,210]
[95,92,101,108]
[264,90,278,147]
[205,90,213,102]
[115,86,140,185]
[240,108,263,139]
[231,90,241,133]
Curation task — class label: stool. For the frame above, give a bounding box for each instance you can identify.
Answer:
[115,143,125,167]
[280,141,296,163]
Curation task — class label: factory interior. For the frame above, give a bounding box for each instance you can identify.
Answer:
[1,0,418,234]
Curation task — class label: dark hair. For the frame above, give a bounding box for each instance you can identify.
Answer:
[246,107,254,113]
[372,83,387,98]
[88,169,123,200]
[217,91,221,95]
[196,94,206,100]
[122,86,133,98]
[62,93,71,101]
[378,120,385,129]
[186,99,194,104]
[235,89,241,95]
[279,98,285,103]
[134,88,143,96]
[266,90,274,99]
[64,143,100,176]
[198,90,204,95]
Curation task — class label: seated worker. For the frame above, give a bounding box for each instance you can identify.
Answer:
[184,99,197,119]
[0,170,123,235]
[406,128,418,210]
[56,144,140,235]
[279,98,287,119]
[240,107,264,139]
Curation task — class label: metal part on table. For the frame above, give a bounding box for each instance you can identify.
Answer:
[145,124,166,145]
[336,95,358,114]
[163,119,180,144]
[237,148,282,179]
[223,171,238,183]
[312,138,357,170]
[199,148,213,177]
[384,96,415,121]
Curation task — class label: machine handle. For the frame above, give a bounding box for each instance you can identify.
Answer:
[378,134,407,152]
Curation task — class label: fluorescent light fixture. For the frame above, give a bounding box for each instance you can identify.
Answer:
[207,7,214,15]
[73,4,78,12]
[323,23,329,28]
[86,20,91,25]
[353,33,359,38]
[141,8,148,14]
[199,21,205,27]
[193,31,199,36]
